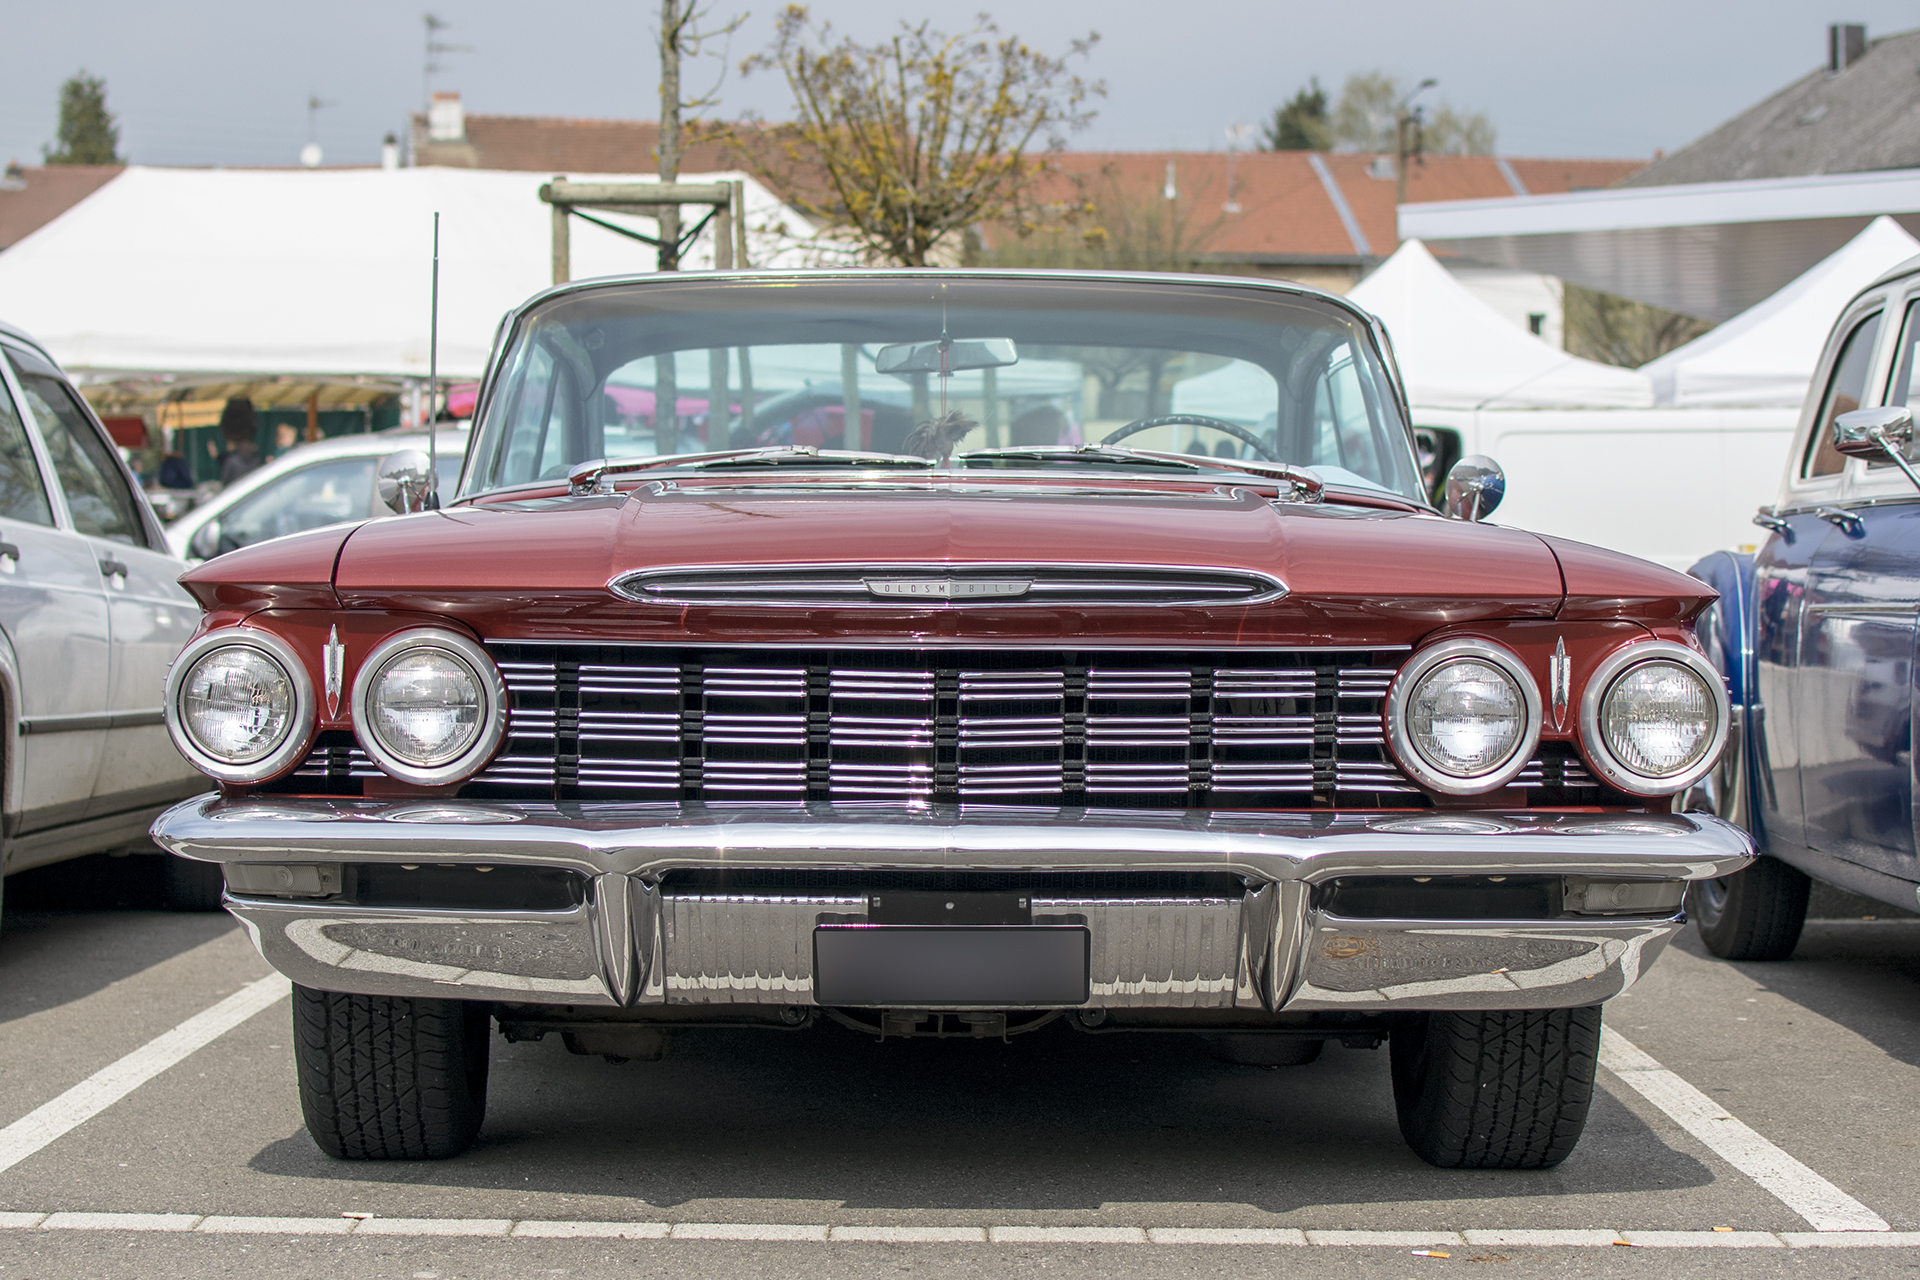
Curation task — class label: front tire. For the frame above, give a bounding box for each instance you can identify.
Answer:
[1390,1007,1601,1169]
[1687,856,1809,961]
[293,986,490,1159]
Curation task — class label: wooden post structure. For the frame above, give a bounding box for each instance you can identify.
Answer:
[539,180,743,284]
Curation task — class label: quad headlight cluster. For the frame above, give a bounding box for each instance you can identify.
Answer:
[168,626,506,787]
[352,630,507,786]
[1386,640,1541,794]
[1579,642,1726,796]
[1386,637,1726,798]
[167,630,313,783]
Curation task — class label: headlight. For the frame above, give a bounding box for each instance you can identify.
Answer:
[353,629,506,786]
[166,630,313,783]
[1581,643,1728,795]
[1386,640,1541,795]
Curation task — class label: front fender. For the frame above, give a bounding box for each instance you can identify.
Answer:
[1687,550,1760,840]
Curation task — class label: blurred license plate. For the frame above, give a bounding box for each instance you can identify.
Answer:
[813,925,1090,1007]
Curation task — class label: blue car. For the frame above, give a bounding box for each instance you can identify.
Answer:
[1692,252,1920,958]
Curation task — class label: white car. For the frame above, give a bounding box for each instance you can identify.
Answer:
[167,428,467,562]
[0,320,208,921]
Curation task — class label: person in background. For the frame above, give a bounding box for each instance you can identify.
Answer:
[217,398,261,485]
[274,422,300,456]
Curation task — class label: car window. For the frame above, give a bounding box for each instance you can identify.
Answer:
[1802,309,1883,480]
[215,456,378,554]
[0,376,54,527]
[1878,296,1920,468]
[4,349,146,545]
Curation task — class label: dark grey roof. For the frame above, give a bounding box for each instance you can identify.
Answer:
[1623,27,1920,187]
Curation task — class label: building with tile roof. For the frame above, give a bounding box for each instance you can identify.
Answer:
[1622,24,1920,187]
[0,163,123,251]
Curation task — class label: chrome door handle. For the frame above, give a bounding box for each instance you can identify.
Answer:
[1751,510,1792,540]
[1815,506,1864,536]
[98,556,129,578]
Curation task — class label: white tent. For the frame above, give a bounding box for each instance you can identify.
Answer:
[0,165,816,381]
[1639,215,1920,408]
[1347,239,1653,410]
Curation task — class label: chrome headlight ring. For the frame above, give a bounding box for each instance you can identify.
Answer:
[1385,638,1543,796]
[351,628,507,787]
[1579,640,1729,797]
[165,628,315,784]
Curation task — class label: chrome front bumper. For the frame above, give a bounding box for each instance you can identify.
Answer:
[153,797,1753,1015]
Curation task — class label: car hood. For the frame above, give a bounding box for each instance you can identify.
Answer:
[317,479,1593,647]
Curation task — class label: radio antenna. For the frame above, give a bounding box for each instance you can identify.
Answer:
[427,211,441,509]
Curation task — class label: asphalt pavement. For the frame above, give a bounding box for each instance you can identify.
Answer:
[1,855,1918,1278]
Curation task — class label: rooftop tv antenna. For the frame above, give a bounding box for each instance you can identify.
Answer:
[428,211,441,509]
[423,13,471,108]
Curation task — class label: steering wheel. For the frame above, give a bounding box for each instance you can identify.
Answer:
[1101,415,1278,461]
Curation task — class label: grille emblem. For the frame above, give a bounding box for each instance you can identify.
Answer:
[863,578,1032,600]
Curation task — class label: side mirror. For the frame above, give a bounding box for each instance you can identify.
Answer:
[188,520,221,559]
[1444,455,1505,522]
[1835,405,1920,492]
[377,449,437,514]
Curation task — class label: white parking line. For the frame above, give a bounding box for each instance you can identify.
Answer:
[1,1213,1917,1247]
[0,973,289,1177]
[1599,1029,1889,1233]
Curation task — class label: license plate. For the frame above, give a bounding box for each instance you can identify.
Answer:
[813,925,1090,1008]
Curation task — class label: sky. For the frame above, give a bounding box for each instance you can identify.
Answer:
[3,1,1916,170]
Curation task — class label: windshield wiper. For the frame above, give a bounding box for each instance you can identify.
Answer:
[568,448,931,493]
[957,445,1202,471]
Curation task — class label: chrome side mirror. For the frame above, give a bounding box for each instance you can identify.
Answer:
[1834,406,1920,491]
[188,519,221,560]
[377,449,437,514]
[1444,455,1505,522]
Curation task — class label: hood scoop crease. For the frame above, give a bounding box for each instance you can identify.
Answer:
[609,564,1288,608]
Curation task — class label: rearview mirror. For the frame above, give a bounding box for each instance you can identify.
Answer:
[1444,455,1505,522]
[874,338,1018,376]
[377,449,437,514]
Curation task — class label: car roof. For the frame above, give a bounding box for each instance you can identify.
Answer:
[232,426,470,466]
[0,319,61,368]
[1862,252,1920,297]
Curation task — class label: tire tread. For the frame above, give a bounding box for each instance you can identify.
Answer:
[293,985,487,1160]
[1393,1006,1600,1169]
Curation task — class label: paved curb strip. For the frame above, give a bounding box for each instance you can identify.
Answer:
[1,1215,1915,1246]
[0,974,290,1178]
[1600,1030,1889,1233]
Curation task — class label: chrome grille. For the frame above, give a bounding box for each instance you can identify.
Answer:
[278,646,1619,809]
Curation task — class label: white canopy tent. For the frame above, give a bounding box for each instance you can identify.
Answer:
[0,165,816,381]
[1347,239,1654,410]
[1639,216,1920,407]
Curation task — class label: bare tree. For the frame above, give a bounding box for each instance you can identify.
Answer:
[656,0,744,270]
[1330,71,1495,156]
[1563,285,1714,368]
[737,6,1101,267]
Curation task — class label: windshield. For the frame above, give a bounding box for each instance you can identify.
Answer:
[462,274,1419,500]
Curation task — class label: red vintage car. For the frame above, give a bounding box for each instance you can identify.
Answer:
[152,271,1752,1169]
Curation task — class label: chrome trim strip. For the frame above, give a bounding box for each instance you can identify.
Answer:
[351,628,509,788]
[20,708,165,735]
[1577,641,1731,798]
[165,628,315,785]
[607,561,1290,609]
[1803,601,1920,615]
[1384,639,1543,796]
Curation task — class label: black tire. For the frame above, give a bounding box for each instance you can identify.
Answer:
[292,985,490,1159]
[1205,1034,1323,1066]
[1390,1007,1601,1170]
[1687,855,1809,961]
[164,856,227,912]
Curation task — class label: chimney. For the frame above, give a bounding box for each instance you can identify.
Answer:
[1829,23,1867,74]
[381,133,400,170]
[428,91,466,142]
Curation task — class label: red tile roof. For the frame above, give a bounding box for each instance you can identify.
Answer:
[993,151,1645,262]
[0,165,123,250]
